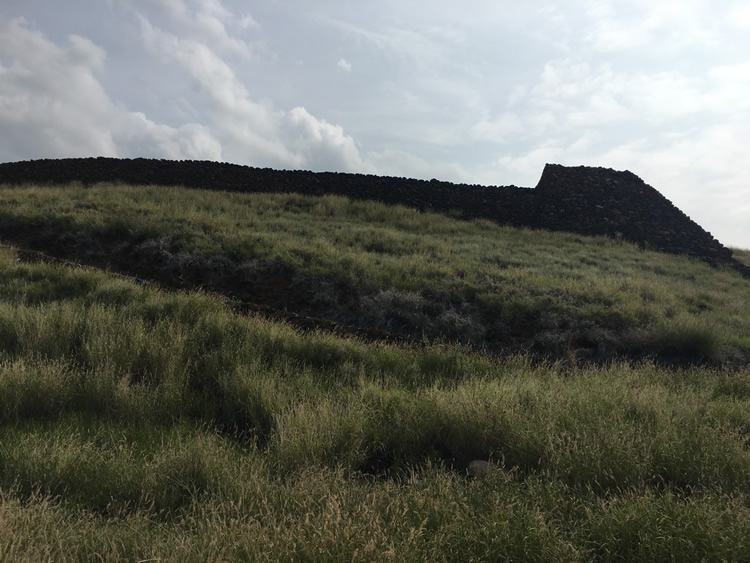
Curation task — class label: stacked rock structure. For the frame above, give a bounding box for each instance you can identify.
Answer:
[0,157,746,276]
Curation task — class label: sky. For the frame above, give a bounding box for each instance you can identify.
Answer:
[1,1,748,248]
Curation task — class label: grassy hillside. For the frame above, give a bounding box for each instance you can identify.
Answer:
[0,181,748,559]
[0,182,748,365]
[0,243,748,560]
[733,247,750,267]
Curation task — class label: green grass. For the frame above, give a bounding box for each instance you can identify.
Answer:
[732,247,750,267]
[0,182,749,363]
[0,244,749,560]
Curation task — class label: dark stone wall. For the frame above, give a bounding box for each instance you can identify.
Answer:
[0,157,746,277]
[533,164,739,268]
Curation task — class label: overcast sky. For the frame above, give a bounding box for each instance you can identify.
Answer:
[1,1,748,247]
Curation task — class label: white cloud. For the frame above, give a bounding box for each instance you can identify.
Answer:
[138,14,371,172]
[239,15,259,30]
[470,112,524,144]
[526,60,710,132]
[708,62,750,112]
[337,57,352,72]
[144,0,254,56]
[66,34,107,70]
[286,107,371,172]
[727,3,750,29]
[581,0,722,53]
[0,16,223,161]
[0,6,389,174]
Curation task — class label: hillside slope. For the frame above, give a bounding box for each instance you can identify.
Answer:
[0,166,749,560]
[0,157,746,276]
[0,181,747,366]
[0,235,749,560]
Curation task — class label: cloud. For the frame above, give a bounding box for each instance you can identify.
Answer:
[0,7,374,173]
[0,16,220,161]
[138,13,371,172]
[144,0,253,56]
[66,34,107,70]
[337,57,352,72]
[474,56,731,157]
[470,112,524,144]
[239,15,259,30]
[286,107,371,172]
[727,2,750,29]
[708,62,750,112]
[580,0,722,53]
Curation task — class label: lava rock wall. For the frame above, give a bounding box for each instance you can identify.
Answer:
[0,157,746,276]
[533,164,737,266]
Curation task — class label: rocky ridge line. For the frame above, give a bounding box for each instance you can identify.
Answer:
[0,157,746,277]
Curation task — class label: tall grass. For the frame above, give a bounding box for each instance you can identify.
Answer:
[0,183,748,362]
[732,246,750,266]
[0,244,748,559]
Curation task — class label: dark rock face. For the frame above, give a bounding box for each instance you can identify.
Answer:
[533,164,739,270]
[0,157,746,276]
